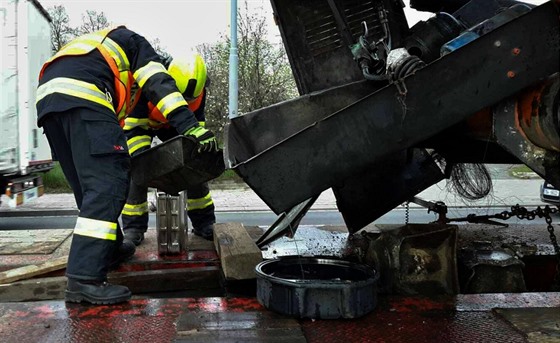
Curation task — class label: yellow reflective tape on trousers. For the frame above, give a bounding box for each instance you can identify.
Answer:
[123,117,150,130]
[156,92,188,118]
[36,77,115,113]
[127,135,151,155]
[122,202,149,216]
[133,61,167,88]
[74,216,117,240]
[187,193,214,211]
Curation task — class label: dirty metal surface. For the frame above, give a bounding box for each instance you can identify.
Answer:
[175,311,306,342]
[1,294,559,343]
[333,148,444,233]
[494,95,560,189]
[0,229,72,255]
[365,224,459,295]
[0,229,221,302]
[270,0,408,94]
[131,136,225,195]
[259,225,355,260]
[228,2,560,215]
[494,307,560,342]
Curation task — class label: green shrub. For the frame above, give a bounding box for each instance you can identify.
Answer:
[42,163,242,193]
[42,162,72,193]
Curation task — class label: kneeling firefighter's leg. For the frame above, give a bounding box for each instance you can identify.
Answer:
[122,179,149,245]
[186,182,216,240]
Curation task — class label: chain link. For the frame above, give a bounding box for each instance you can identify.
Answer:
[404,201,410,225]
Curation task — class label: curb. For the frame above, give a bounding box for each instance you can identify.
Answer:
[0,209,79,218]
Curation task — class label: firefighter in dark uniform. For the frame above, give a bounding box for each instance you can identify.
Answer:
[121,53,217,245]
[36,26,217,304]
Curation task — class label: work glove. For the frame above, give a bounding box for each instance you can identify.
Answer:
[184,126,218,153]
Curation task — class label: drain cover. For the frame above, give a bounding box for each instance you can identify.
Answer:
[255,256,378,319]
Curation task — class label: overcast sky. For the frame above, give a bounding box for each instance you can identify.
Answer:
[38,0,278,56]
[38,0,547,57]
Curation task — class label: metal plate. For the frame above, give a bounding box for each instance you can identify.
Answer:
[131,136,225,195]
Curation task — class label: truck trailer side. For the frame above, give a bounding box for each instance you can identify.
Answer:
[0,0,53,208]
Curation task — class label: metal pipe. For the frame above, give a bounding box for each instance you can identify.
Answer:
[228,0,239,119]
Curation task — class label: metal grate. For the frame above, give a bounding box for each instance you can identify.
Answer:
[303,0,343,57]
[343,0,383,41]
[303,0,384,57]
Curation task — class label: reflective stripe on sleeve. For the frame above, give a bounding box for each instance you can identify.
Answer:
[36,77,115,113]
[133,61,167,88]
[123,117,150,130]
[187,193,214,211]
[74,217,117,240]
[156,92,188,118]
[127,135,152,155]
[198,121,206,127]
[102,37,130,70]
[122,202,149,216]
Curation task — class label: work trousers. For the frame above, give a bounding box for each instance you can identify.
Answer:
[42,108,130,281]
[122,180,215,233]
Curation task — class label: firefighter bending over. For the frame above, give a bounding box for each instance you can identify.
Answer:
[121,53,217,246]
[36,26,217,305]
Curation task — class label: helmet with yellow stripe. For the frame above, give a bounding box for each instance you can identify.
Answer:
[167,53,207,100]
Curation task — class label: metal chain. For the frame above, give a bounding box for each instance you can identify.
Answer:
[405,201,410,225]
[494,204,560,289]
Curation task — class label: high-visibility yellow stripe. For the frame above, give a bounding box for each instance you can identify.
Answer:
[127,135,152,155]
[133,61,167,88]
[122,202,148,216]
[36,77,114,112]
[74,216,117,240]
[102,37,130,70]
[156,92,188,118]
[187,194,214,211]
[50,37,103,61]
[123,117,150,130]
[198,121,206,127]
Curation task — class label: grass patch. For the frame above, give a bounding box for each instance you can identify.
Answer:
[42,162,72,193]
[42,162,242,193]
[508,164,532,177]
[211,169,243,183]
[43,162,242,193]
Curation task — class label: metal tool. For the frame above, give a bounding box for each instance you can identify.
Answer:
[256,195,319,248]
[156,191,187,255]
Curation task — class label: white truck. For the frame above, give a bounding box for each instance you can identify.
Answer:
[0,0,53,208]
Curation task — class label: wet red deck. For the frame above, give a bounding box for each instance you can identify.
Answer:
[1,293,558,342]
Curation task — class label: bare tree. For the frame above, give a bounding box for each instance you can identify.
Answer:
[197,2,297,142]
[47,5,76,52]
[149,38,171,60]
[78,10,111,35]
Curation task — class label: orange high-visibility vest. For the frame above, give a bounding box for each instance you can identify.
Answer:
[39,27,134,120]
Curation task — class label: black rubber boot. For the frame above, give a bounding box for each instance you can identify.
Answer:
[65,278,131,304]
[193,223,214,241]
[124,229,145,246]
[109,240,136,270]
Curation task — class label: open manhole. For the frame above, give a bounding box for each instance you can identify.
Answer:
[255,256,378,319]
